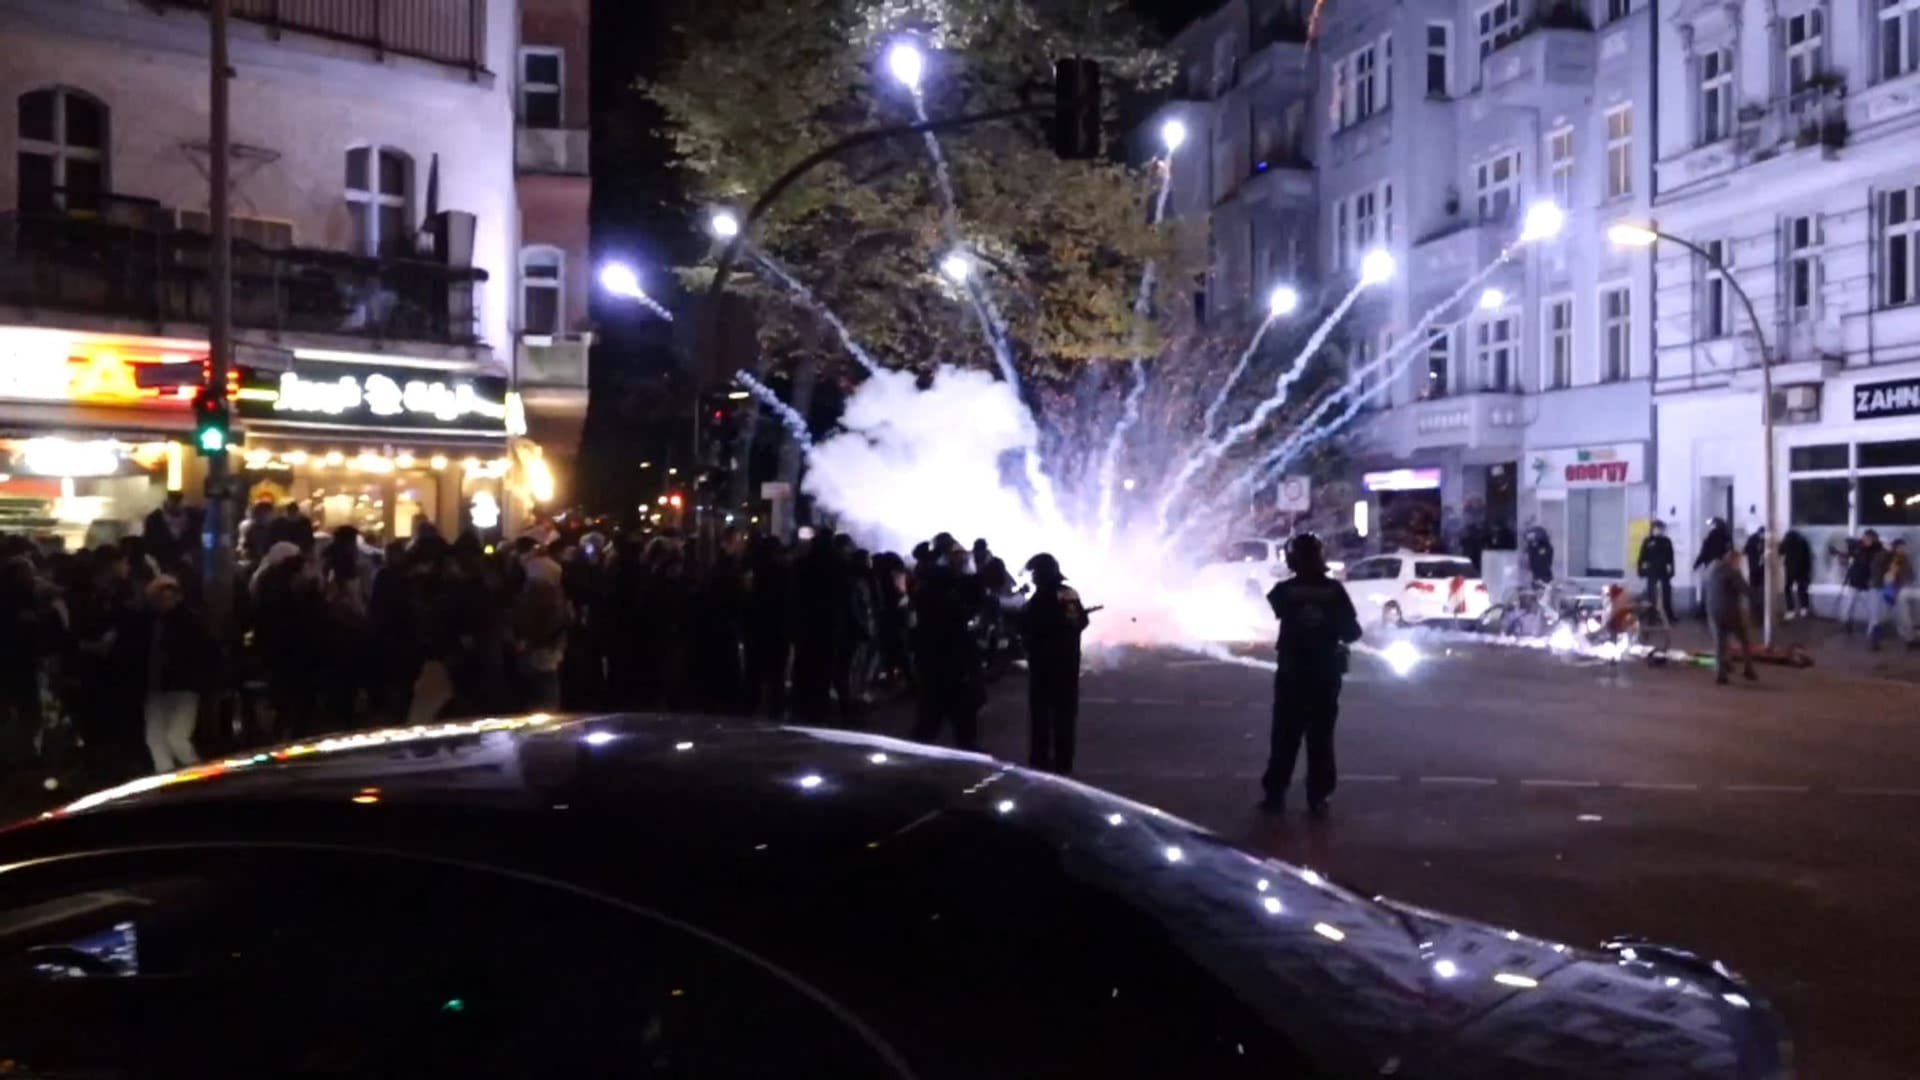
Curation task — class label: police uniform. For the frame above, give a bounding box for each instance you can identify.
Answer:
[1263,558,1363,814]
[1018,568,1088,774]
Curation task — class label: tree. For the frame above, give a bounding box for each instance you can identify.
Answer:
[644,0,1178,381]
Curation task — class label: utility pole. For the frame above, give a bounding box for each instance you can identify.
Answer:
[205,0,236,635]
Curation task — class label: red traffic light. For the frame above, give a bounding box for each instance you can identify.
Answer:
[667,493,684,509]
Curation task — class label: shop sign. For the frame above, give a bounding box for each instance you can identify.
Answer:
[238,364,510,433]
[1362,467,1442,492]
[1528,443,1645,489]
[1852,377,1920,421]
[0,328,199,406]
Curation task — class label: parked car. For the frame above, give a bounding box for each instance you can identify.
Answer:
[1344,553,1491,625]
[0,716,1789,1077]
[1197,538,1347,600]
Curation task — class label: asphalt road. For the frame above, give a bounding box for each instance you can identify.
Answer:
[909,636,1920,1077]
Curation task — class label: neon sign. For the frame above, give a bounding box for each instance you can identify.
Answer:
[0,328,200,406]
[244,366,510,432]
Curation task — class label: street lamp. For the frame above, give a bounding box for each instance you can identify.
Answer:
[1359,248,1396,285]
[886,41,925,92]
[709,209,741,240]
[1268,284,1300,317]
[1160,117,1188,153]
[1610,221,1781,648]
[1520,201,1567,244]
[940,250,973,284]
[1478,287,1507,311]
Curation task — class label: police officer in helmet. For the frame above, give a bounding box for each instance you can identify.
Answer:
[1017,552,1089,775]
[1262,533,1363,818]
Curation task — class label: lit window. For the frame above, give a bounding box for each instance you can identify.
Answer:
[15,87,107,214]
[521,246,564,336]
[345,146,413,257]
[520,48,563,129]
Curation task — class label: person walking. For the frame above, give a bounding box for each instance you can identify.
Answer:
[1636,520,1676,623]
[133,575,211,772]
[1260,534,1363,819]
[1705,548,1758,686]
[1017,553,1089,776]
[1742,527,1768,625]
[1867,537,1915,650]
[1841,530,1884,628]
[1779,528,1813,621]
[1693,518,1734,620]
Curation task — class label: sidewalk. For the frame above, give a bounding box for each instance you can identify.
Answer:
[1665,612,1920,684]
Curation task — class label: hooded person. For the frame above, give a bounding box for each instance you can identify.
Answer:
[511,553,572,710]
[1017,552,1090,775]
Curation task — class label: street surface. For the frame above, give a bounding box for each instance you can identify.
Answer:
[908,637,1920,1077]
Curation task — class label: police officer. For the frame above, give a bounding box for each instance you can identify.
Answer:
[1017,553,1089,775]
[1262,533,1363,818]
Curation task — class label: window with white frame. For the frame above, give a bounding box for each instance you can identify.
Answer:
[1426,22,1452,96]
[1699,47,1735,145]
[1353,187,1381,249]
[1335,183,1392,270]
[1334,39,1391,128]
[1601,284,1632,380]
[1381,34,1394,109]
[1474,312,1517,392]
[1334,199,1351,272]
[1785,215,1822,323]
[1700,238,1735,339]
[1545,296,1573,389]
[1477,0,1523,57]
[1424,327,1451,398]
[1884,183,1920,307]
[1547,126,1574,207]
[520,47,563,128]
[1476,150,1521,223]
[1783,9,1826,94]
[1880,0,1920,81]
[15,87,108,214]
[521,246,564,336]
[1604,105,1633,198]
[345,146,413,257]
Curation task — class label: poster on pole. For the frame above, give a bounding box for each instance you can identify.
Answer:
[1276,475,1311,513]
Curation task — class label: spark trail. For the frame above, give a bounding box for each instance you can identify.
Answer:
[733,371,813,448]
[1199,312,1280,437]
[1153,279,1368,536]
[911,94,1022,391]
[745,246,883,375]
[1093,161,1177,550]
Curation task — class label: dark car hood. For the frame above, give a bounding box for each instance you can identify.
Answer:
[11,714,1792,1077]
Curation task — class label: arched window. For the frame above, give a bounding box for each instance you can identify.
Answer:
[345,145,413,256]
[17,87,107,213]
[520,245,564,336]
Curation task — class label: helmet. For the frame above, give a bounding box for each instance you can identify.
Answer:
[1284,533,1327,574]
[1025,552,1063,581]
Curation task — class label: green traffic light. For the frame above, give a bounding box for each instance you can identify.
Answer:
[197,428,227,453]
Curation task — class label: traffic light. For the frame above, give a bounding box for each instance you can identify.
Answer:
[1053,58,1102,160]
[191,389,231,456]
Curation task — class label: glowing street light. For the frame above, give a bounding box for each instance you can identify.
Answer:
[940,250,973,284]
[709,209,742,239]
[599,261,674,321]
[1520,201,1567,243]
[886,40,925,92]
[1160,117,1188,153]
[1268,284,1301,317]
[1359,248,1396,285]
[1607,222,1661,248]
[1478,287,1507,311]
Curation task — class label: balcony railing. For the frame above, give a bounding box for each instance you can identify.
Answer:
[0,207,487,347]
[159,0,489,75]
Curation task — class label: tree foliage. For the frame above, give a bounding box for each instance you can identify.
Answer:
[644,0,1181,378]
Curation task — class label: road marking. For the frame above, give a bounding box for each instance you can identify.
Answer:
[1420,776,1499,786]
[1836,786,1920,797]
[1082,697,1121,705]
[1519,779,1602,788]
[1344,773,1402,783]
[1620,781,1701,792]
[1130,698,1184,706]
[1197,699,1238,707]
[1723,784,1811,794]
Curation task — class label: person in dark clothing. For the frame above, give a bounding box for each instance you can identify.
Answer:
[837,549,880,723]
[1742,528,1768,624]
[1636,519,1676,623]
[1692,517,1734,618]
[252,545,324,740]
[690,530,748,714]
[140,492,191,571]
[788,533,845,725]
[1523,525,1554,585]
[0,557,59,769]
[911,537,985,751]
[1018,552,1089,775]
[368,542,422,726]
[1260,533,1363,819]
[1841,530,1883,628]
[129,575,213,772]
[1780,528,1814,620]
[742,536,792,719]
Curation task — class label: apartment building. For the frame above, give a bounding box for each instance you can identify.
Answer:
[0,0,539,546]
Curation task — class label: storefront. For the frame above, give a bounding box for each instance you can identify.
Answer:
[1525,441,1650,582]
[1783,371,1920,592]
[0,326,201,549]
[233,360,513,543]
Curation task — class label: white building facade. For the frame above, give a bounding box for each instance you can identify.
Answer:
[1652,0,1920,604]
[0,0,531,545]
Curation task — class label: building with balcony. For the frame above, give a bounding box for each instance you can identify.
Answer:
[0,0,525,546]
[513,0,590,505]
[1650,0,1920,603]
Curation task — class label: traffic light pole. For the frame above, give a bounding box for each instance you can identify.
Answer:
[204,0,236,634]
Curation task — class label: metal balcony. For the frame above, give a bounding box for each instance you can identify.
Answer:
[515,128,591,177]
[0,205,487,348]
[157,0,490,75]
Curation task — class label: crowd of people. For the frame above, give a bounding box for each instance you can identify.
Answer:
[0,497,1088,791]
